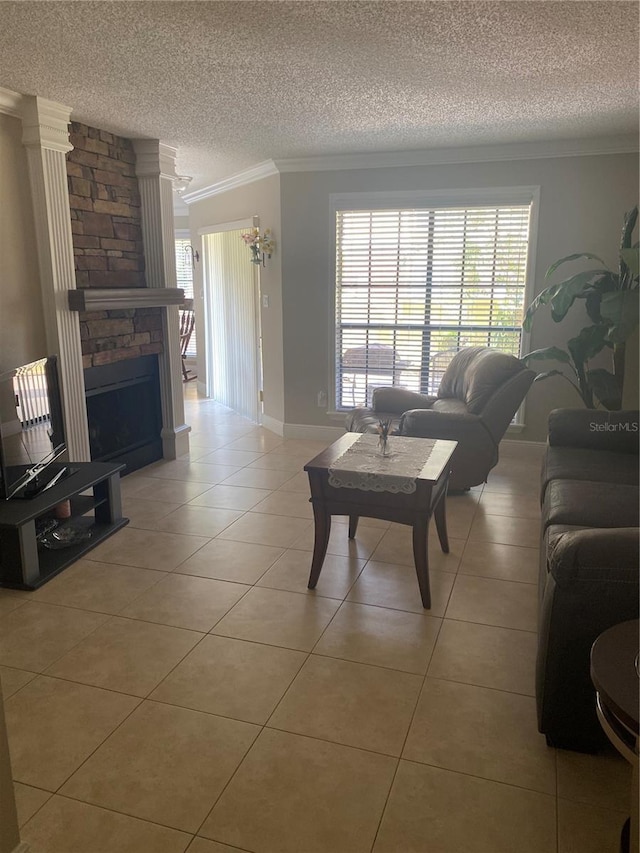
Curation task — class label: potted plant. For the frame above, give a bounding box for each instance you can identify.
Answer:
[522,207,639,409]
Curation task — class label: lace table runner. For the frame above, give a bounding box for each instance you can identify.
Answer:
[328,435,435,494]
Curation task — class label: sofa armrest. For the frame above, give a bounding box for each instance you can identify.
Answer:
[371,387,436,415]
[399,407,483,438]
[548,527,640,585]
[548,408,639,453]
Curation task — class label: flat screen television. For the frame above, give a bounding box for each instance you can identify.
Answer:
[0,356,67,499]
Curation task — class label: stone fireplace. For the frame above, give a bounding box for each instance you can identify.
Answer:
[18,94,189,466]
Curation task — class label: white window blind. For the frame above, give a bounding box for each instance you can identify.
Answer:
[335,204,531,409]
[175,238,196,358]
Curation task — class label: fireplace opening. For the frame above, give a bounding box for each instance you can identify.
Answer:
[84,355,162,474]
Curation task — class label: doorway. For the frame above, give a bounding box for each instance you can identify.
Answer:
[201,221,263,423]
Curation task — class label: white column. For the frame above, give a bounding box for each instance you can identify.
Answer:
[21,97,90,461]
[133,140,190,459]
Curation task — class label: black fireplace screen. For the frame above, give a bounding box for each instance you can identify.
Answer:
[84,355,162,474]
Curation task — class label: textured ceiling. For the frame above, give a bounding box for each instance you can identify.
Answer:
[0,1,638,191]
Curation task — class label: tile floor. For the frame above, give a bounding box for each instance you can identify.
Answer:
[0,386,632,853]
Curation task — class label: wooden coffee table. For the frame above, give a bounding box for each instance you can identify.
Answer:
[304,433,457,609]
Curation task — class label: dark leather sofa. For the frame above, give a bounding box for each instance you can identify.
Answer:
[536,408,640,751]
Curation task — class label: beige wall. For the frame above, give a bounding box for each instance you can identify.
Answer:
[188,174,285,423]
[0,113,45,372]
[280,152,639,440]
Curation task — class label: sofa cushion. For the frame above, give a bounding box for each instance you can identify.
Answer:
[542,446,639,497]
[543,479,639,530]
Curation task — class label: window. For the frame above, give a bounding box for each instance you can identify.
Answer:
[334,194,534,409]
[175,237,196,358]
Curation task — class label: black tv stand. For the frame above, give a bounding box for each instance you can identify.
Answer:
[0,461,128,589]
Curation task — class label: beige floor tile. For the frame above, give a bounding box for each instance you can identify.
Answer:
[5,675,139,791]
[291,520,387,560]
[269,654,422,756]
[369,525,464,573]
[61,700,258,833]
[373,760,556,853]
[216,512,312,548]
[187,839,251,853]
[142,460,241,484]
[121,574,250,631]
[403,677,556,793]
[188,483,272,510]
[122,497,182,529]
[336,514,392,530]
[556,748,632,812]
[276,471,311,492]
[458,540,539,584]
[557,798,628,853]
[13,782,51,827]
[200,728,396,853]
[151,505,243,537]
[220,467,297,490]
[479,490,542,519]
[346,561,455,616]
[0,665,36,699]
[225,433,284,452]
[428,619,538,695]
[88,527,209,571]
[469,513,540,548]
[30,559,165,614]
[197,447,266,466]
[211,586,341,651]
[483,477,541,495]
[248,452,305,472]
[0,603,107,672]
[175,538,284,583]
[257,549,366,598]
[314,601,441,674]
[120,475,213,503]
[0,591,27,618]
[151,634,305,724]
[445,573,538,632]
[21,795,191,853]
[251,489,314,519]
[46,616,202,697]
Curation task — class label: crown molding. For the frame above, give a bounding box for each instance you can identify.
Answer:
[274,134,639,173]
[181,135,638,203]
[0,86,22,118]
[133,139,178,180]
[182,160,278,204]
[21,95,73,153]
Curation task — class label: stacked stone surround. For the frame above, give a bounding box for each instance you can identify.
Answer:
[66,122,163,368]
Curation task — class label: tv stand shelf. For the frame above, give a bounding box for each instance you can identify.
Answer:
[0,462,128,590]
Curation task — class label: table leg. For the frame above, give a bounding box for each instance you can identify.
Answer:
[434,493,450,553]
[348,515,359,539]
[412,518,432,609]
[308,504,331,590]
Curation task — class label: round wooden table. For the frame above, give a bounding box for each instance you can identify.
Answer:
[590,619,639,853]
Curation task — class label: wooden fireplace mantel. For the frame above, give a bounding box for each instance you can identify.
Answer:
[68,288,185,312]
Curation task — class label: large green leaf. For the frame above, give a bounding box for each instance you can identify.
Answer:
[521,347,571,364]
[620,248,639,277]
[600,290,640,343]
[620,207,638,251]
[522,283,562,331]
[548,270,611,322]
[545,253,608,279]
[587,368,623,411]
[567,325,609,364]
[532,369,566,381]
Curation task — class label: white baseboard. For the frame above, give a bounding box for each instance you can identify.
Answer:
[501,438,546,448]
[261,414,284,437]
[282,423,345,441]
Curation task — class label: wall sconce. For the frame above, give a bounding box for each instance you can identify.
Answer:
[240,227,275,267]
[184,244,199,268]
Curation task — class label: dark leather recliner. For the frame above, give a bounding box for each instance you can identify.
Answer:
[345,347,535,490]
